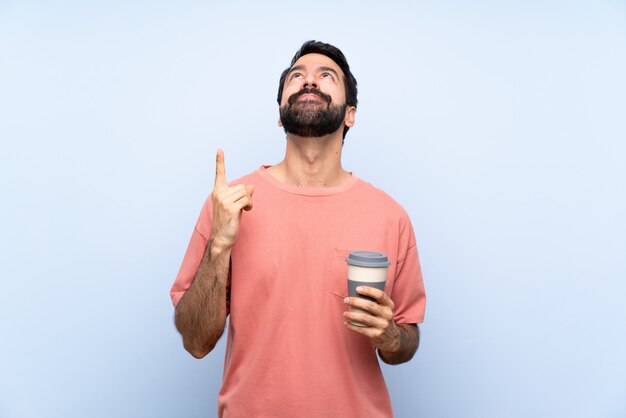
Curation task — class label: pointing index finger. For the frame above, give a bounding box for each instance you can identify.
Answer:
[214,148,227,188]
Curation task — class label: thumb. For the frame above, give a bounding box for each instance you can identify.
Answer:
[243,184,254,211]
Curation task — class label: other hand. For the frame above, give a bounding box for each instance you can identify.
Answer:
[343,287,400,353]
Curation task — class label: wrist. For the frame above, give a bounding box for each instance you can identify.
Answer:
[208,236,232,258]
[379,322,401,353]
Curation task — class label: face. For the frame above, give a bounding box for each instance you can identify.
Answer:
[279,53,355,137]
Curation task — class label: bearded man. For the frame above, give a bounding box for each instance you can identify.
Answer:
[170,40,426,418]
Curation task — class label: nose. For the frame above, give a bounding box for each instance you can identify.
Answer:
[302,73,318,89]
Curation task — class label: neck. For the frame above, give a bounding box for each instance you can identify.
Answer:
[268,131,350,188]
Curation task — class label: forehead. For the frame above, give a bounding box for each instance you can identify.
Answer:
[291,53,344,78]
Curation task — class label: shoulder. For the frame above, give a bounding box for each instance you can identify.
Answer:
[352,177,417,247]
[229,168,263,185]
[353,177,410,220]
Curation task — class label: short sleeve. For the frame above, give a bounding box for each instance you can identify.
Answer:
[390,221,426,325]
[169,197,212,307]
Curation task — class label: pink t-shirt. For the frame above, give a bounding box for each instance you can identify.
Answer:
[171,167,426,417]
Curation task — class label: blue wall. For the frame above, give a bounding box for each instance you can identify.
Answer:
[1,1,625,417]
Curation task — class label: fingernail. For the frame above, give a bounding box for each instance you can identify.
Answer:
[343,297,349,304]
[356,286,363,292]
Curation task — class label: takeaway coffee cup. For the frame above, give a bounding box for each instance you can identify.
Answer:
[345,251,390,327]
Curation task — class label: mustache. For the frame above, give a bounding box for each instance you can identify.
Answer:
[287,88,332,105]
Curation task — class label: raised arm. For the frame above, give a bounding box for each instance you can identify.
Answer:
[174,149,254,358]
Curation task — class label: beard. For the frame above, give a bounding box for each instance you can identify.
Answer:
[279,88,347,138]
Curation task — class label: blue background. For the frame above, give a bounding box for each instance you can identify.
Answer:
[1,1,625,417]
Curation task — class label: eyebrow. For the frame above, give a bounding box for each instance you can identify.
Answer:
[319,66,340,78]
[288,65,340,79]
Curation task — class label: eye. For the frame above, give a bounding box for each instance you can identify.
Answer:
[321,72,333,79]
[290,72,302,80]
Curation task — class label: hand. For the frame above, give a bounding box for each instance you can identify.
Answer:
[343,287,400,353]
[210,149,254,252]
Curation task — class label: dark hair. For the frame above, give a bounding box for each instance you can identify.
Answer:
[277,40,358,139]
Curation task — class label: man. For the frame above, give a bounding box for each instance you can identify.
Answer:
[170,40,426,417]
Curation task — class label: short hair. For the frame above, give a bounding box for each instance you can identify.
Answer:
[277,40,358,139]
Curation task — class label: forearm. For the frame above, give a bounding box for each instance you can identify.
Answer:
[174,239,230,358]
[378,323,420,365]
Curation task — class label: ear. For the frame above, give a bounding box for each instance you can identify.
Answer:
[344,106,356,128]
[278,117,283,127]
